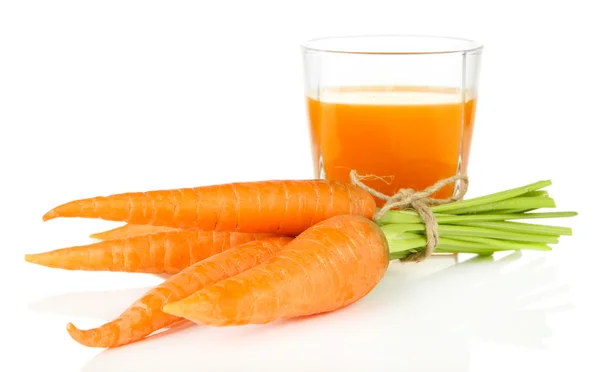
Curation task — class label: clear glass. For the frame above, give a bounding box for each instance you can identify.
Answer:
[301,35,483,204]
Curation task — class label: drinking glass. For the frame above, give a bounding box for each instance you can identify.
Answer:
[301,35,483,204]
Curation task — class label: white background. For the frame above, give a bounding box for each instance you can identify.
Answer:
[1,1,599,371]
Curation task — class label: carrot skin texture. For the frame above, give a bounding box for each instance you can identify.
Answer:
[42,180,377,235]
[163,215,389,326]
[66,237,293,348]
[90,224,180,241]
[25,230,277,274]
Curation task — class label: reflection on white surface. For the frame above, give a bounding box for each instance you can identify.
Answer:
[28,253,572,372]
[27,273,170,320]
[28,287,153,321]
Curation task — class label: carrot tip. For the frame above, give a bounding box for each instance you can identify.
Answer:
[66,323,85,343]
[25,253,53,267]
[24,253,38,264]
[43,210,58,221]
[161,303,180,317]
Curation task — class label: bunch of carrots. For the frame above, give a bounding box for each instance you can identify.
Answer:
[26,177,576,348]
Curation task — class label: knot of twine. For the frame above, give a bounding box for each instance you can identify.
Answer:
[349,170,469,263]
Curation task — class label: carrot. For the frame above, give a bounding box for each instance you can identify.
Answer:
[42,180,376,235]
[25,230,277,274]
[162,214,389,326]
[90,224,180,241]
[66,237,293,347]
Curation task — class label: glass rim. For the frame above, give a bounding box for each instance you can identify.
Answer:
[301,34,484,55]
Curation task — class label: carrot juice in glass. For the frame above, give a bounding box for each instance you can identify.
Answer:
[302,36,482,204]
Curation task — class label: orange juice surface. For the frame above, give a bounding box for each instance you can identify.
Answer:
[307,86,476,203]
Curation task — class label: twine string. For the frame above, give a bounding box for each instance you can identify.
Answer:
[349,170,469,262]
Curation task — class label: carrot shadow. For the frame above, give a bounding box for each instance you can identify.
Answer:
[78,252,573,372]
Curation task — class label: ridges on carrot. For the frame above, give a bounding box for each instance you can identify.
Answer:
[42,180,377,236]
[162,215,390,326]
[66,237,293,348]
[25,230,278,274]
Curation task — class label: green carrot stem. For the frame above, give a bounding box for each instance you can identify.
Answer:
[439,237,516,251]
[457,221,572,236]
[521,191,549,198]
[386,235,550,260]
[432,180,552,213]
[438,225,560,244]
[381,223,559,244]
[378,211,578,225]
[446,236,552,251]
[384,232,425,248]
[377,179,575,261]
[386,242,551,260]
[377,211,447,224]
[387,238,427,254]
[488,208,538,214]
[448,197,556,215]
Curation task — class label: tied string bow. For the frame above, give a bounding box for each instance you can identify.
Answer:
[349,170,469,263]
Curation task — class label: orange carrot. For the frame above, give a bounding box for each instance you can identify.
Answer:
[90,224,180,241]
[25,230,277,274]
[66,237,293,348]
[162,215,389,326]
[42,180,376,235]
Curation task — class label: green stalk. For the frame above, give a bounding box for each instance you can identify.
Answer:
[381,223,559,244]
[489,208,539,214]
[437,225,560,243]
[432,180,552,213]
[521,190,549,198]
[378,211,578,225]
[446,236,552,251]
[386,233,552,260]
[447,197,556,215]
[385,232,429,260]
[457,221,572,236]
[376,179,576,261]
[387,235,523,260]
